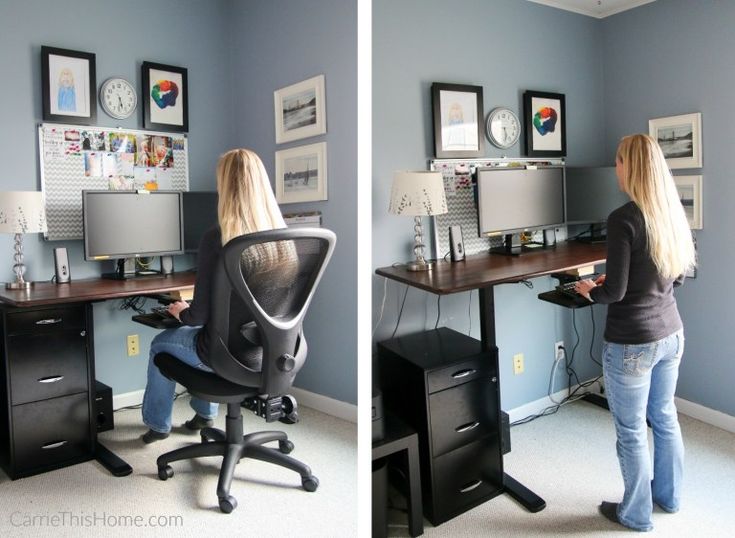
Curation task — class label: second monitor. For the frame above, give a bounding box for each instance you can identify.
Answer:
[565,167,629,242]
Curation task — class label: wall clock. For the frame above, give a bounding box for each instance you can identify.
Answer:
[99,77,137,120]
[486,107,521,149]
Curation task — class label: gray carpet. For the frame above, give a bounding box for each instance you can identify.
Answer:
[0,395,357,537]
[387,401,735,537]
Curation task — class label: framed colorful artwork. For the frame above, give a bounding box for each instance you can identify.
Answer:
[141,61,188,132]
[649,113,702,169]
[523,90,566,157]
[274,75,327,144]
[673,175,703,229]
[431,82,484,159]
[41,46,97,125]
[275,142,328,203]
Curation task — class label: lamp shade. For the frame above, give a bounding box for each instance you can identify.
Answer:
[388,171,448,216]
[0,191,48,234]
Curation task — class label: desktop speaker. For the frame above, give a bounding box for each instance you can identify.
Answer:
[95,380,114,433]
[160,255,174,276]
[53,247,71,283]
[449,225,465,262]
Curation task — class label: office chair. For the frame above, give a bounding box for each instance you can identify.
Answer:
[153,227,336,513]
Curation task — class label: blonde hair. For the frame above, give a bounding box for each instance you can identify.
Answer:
[216,149,294,282]
[616,134,696,279]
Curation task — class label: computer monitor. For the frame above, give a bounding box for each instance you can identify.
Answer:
[83,190,184,278]
[565,167,629,242]
[183,191,218,252]
[476,166,565,255]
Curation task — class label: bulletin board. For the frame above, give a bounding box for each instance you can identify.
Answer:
[430,157,564,258]
[39,123,190,240]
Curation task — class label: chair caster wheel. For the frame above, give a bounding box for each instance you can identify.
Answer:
[158,465,173,480]
[302,475,319,492]
[278,439,294,454]
[219,495,237,513]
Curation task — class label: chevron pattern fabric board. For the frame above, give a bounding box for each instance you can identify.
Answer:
[39,124,189,240]
[430,158,564,258]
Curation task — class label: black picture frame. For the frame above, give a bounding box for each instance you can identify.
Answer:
[523,90,566,157]
[41,46,97,125]
[431,83,484,159]
[141,61,189,132]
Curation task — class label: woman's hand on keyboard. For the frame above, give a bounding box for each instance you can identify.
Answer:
[574,279,596,301]
[594,274,606,286]
[168,300,190,321]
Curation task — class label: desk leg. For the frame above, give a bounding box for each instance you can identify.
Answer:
[404,440,424,537]
[95,441,133,477]
[479,286,546,513]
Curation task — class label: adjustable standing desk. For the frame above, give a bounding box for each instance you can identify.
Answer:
[376,241,606,517]
[0,272,195,479]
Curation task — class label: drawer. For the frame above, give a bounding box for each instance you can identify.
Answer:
[12,392,93,473]
[429,378,498,457]
[427,355,492,394]
[431,437,503,523]
[8,331,89,405]
[6,306,86,336]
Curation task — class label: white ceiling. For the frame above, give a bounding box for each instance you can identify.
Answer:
[527,0,656,18]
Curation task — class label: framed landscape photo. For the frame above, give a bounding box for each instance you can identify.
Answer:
[274,75,326,144]
[41,46,96,125]
[142,61,188,132]
[275,142,328,203]
[523,90,566,157]
[649,112,702,169]
[673,175,703,229]
[432,83,484,159]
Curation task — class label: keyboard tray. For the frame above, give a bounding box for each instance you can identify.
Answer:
[537,290,593,309]
[132,312,182,329]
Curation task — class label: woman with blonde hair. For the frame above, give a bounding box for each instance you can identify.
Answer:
[575,134,696,531]
[141,149,287,443]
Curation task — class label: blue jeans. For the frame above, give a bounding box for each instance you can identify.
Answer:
[142,326,219,433]
[602,329,685,531]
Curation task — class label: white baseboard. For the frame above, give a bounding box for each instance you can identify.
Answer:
[289,386,357,423]
[112,385,357,424]
[507,378,604,424]
[675,397,735,434]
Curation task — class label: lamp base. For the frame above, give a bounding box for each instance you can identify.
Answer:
[406,260,433,272]
[6,281,32,290]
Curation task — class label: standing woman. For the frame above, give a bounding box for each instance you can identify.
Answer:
[141,148,288,443]
[575,134,696,532]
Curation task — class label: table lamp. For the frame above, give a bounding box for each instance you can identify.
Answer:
[389,171,448,271]
[0,191,48,289]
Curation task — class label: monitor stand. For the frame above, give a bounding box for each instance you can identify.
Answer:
[576,223,607,244]
[101,259,163,280]
[489,233,551,257]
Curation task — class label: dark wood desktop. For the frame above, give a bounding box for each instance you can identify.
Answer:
[0,272,196,479]
[375,241,607,520]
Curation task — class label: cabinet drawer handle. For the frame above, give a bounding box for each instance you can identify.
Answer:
[38,375,64,384]
[451,369,476,379]
[459,480,483,493]
[455,421,480,433]
[36,318,62,325]
[41,440,67,450]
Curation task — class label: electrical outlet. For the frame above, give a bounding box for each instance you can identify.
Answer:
[513,353,524,375]
[554,341,565,361]
[127,334,140,356]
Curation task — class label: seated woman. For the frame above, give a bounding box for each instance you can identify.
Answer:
[141,148,289,443]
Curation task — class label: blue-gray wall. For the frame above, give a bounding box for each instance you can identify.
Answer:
[602,0,733,416]
[228,0,358,404]
[0,0,357,404]
[373,0,606,411]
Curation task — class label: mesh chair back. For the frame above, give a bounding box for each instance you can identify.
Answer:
[205,228,336,396]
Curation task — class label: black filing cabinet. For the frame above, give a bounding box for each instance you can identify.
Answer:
[378,328,504,526]
[0,303,95,479]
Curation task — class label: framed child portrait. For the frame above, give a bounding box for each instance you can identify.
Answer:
[41,46,97,125]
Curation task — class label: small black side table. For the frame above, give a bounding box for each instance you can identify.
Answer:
[372,413,423,537]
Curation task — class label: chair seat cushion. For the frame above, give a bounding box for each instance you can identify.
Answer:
[154,353,258,404]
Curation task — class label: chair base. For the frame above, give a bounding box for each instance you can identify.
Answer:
[156,402,319,513]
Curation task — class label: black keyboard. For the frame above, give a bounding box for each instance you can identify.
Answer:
[152,306,176,319]
[556,281,579,298]
[132,308,181,329]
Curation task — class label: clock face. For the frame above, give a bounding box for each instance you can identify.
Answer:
[486,107,521,149]
[100,78,137,120]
